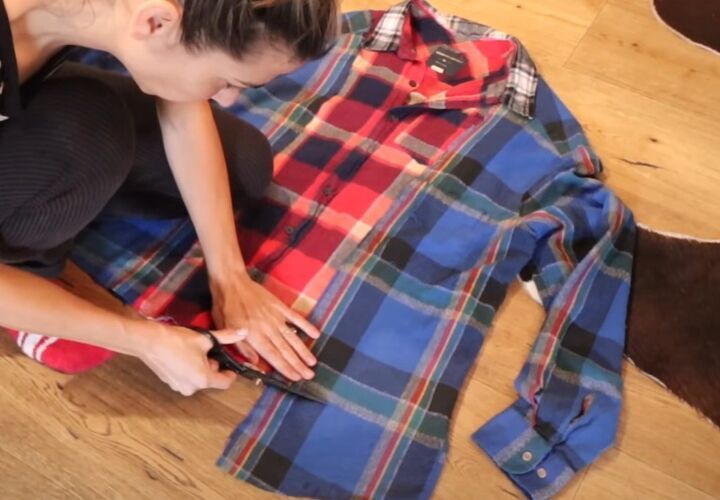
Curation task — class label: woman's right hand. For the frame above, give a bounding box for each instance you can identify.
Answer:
[132,321,243,396]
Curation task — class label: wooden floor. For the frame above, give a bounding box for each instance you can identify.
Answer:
[2,0,719,498]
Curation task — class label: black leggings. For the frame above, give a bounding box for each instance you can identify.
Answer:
[0,62,273,277]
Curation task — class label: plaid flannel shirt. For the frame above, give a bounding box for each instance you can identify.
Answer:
[72,1,636,498]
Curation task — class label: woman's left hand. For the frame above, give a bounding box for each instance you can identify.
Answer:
[209,270,320,382]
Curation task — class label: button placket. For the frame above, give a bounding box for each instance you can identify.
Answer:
[392,60,428,113]
[406,61,426,94]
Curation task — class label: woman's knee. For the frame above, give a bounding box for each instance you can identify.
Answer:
[214,109,274,203]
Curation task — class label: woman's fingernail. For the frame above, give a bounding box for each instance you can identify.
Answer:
[236,328,248,340]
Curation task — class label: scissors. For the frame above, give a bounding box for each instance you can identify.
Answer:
[191,325,325,403]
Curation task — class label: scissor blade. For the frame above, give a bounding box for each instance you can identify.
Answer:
[261,377,326,404]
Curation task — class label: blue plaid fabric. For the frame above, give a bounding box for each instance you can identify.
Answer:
[71,1,636,498]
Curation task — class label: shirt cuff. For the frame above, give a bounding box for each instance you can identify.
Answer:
[471,399,580,500]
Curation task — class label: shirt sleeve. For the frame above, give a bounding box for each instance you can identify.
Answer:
[472,82,636,499]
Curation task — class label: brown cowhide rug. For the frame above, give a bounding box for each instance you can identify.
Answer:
[653,0,720,55]
[627,226,720,426]
[523,226,720,427]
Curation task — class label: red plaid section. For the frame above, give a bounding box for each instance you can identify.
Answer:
[123,6,521,339]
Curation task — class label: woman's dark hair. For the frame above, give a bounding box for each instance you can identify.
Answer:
[179,0,340,60]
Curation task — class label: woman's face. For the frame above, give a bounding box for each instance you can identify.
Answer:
[116,1,302,106]
[121,41,301,106]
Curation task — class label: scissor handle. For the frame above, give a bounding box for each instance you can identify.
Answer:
[191,327,252,374]
[189,326,325,403]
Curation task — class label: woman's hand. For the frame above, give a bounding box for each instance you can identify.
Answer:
[210,270,320,382]
[135,321,241,396]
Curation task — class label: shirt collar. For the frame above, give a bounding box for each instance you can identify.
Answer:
[363,0,537,119]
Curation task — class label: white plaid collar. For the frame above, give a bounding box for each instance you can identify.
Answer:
[363,0,538,119]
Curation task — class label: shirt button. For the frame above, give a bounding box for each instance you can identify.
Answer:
[522,451,533,462]
[537,468,547,479]
[285,226,295,235]
[409,79,418,87]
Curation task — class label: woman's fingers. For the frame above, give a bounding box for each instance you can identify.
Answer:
[209,292,320,381]
[209,328,260,365]
[279,323,317,366]
[207,324,308,380]
[277,304,322,340]
[212,328,249,345]
[263,321,315,380]
[235,341,260,365]
[246,331,305,381]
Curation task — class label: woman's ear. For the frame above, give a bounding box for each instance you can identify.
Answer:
[130,0,181,41]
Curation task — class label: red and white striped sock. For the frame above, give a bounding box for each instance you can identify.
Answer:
[5,329,115,374]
